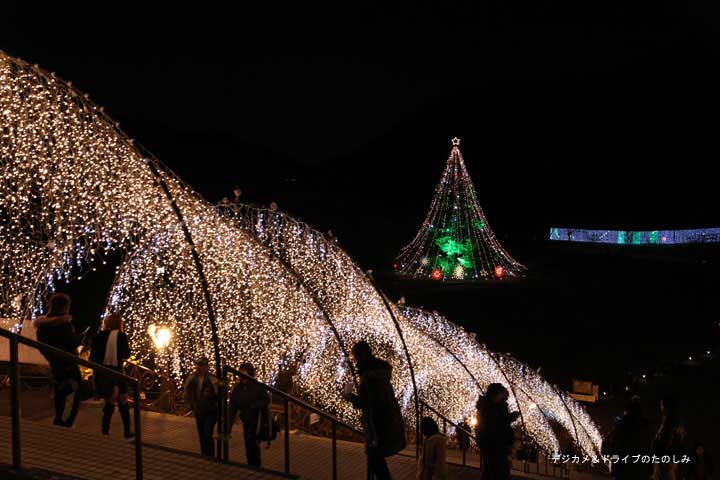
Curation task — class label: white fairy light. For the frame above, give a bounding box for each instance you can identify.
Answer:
[0,51,602,459]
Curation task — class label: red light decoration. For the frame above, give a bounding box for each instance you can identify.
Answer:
[494,266,504,278]
[393,263,399,270]
[431,268,443,281]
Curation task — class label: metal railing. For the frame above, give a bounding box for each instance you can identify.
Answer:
[419,400,475,466]
[0,327,144,480]
[220,364,363,480]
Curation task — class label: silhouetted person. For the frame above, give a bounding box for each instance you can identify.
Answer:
[417,416,447,480]
[229,362,269,467]
[475,383,519,480]
[603,396,651,480]
[652,396,687,480]
[344,341,406,480]
[183,357,218,457]
[689,443,714,480]
[456,420,471,453]
[33,293,82,427]
[90,313,133,438]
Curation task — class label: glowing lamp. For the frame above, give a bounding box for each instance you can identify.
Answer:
[431,268,443,281]
[148,324,172,350]
[469,415,478,427]
[494,266,504,278]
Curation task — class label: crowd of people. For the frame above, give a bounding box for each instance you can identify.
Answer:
[30,291,714,480]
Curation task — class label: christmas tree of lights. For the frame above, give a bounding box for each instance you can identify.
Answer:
[395,138,525,280]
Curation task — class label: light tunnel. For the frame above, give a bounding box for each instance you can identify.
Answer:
[0,51,601,458]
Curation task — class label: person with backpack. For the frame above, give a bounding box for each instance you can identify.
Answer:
[33,292,82,428]
[228,362,270,467]
[475,383,520,480]
[89,313,134,438]
[417,417,447,480]
[183,356,219,457]
[344,340,406,480]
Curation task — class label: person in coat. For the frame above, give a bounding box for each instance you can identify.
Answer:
[33,293,82,427]
[475,383,520,480]
[183,356,218,457]
[417,417,447,480]
[652,396,688,480]
[89,312,133,438]
[228,362,270,467]
[344,340,406,480]
[602,396,652,480]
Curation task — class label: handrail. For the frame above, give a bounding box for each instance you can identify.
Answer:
[420,400,475,440]
[0,327,136,383]
[223,365,363,436]
[0,326,143,479]
[419,400,568,478]
[419,400,476,467]
[222,364,362,479]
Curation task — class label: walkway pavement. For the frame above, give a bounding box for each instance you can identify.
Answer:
[0,415,288,480]
[43,403,570,480]
[2,395,603,480]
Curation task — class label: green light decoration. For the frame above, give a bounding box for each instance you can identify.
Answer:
[649,230,659,244]
[394,138,525,281]
[617,231,627,244]
[632,231,643,245]
[434,236,471,257]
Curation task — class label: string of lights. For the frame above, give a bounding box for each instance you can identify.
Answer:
[0,50,600,459]
[225,202,601,457]
[395,137,525,281]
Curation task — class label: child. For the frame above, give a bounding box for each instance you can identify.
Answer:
[417,417,447,480]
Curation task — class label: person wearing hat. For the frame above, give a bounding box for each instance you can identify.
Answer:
[183,356,218,457]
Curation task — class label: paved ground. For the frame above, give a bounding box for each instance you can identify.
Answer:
[0,416,289,480]
[40,403,576,480]
[1,389,604,480]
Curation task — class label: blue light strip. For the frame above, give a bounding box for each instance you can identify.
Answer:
[549,227,720,245]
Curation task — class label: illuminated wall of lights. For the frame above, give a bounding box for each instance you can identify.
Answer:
[0,51,600,458]
[549,227,720,245]
[394,138,525,281]
[225,203,602,457]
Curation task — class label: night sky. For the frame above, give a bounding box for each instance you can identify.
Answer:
[4,2,720,388]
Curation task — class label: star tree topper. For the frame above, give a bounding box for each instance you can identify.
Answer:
[451,137,461,146]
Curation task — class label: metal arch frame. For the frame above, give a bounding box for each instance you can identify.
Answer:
[399,306,560,455]
[502,349,600,459]
[143,161,222,377]
[482,347,529,441]
[220,204,359,387]
[399,307,483,388]
[5,54,220,378]
[229,202,421,452]
[551,383,602,459]
[12,53,362,416]
[5,52,592,462]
